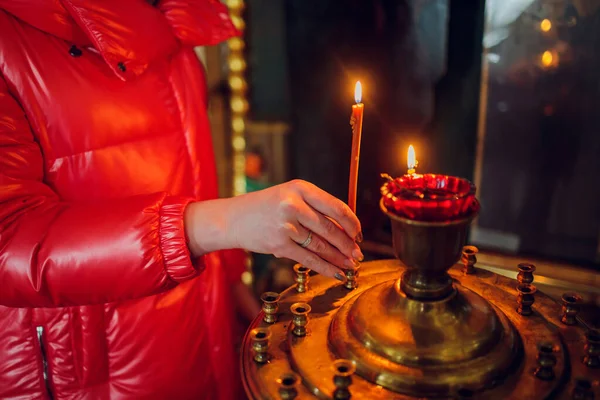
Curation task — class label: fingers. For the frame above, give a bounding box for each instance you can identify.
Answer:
[291,224,358,270]
[295,205,363,263]
[294,181,362,241]
[283,241,346,282]
[272,180,364,282]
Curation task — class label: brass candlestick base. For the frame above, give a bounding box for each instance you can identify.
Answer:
[241,200,591,399]
[382,201,476,301]
[329,279,520,396]
[324,203,517,396]
[241,260,576,399]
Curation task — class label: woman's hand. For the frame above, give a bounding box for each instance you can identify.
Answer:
[184,180,363,281]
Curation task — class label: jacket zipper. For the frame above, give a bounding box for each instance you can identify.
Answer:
[36,326,53,399]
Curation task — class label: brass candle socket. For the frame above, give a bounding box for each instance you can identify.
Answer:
[517,263,536,285]
[561,292,582,326]
[332,359,355,400]
[278,372,301,400]
[261,291,280,324]
[461,245,478,275]
[293,264,310,293]
[290,303,311,337]
[344,265,360,290]
[572,378,594,400]
[381,200,477,300]
[534,343,557,381]
[516,284,537,316]
[583,329,600,368]
[250,327,271,364]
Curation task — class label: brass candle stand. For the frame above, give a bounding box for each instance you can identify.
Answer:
[241,199,597,399]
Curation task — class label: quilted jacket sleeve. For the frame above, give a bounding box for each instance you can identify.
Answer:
[0,76,198,308]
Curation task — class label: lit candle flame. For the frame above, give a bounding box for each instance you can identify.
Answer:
[540,19,551,32]
[354,81,362,104]
[541,50,553,67]
[407,145,416,174]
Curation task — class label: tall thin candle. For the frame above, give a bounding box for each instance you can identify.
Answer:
[348,81,364,213]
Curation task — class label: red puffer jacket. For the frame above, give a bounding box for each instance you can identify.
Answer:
[0,1,246,399]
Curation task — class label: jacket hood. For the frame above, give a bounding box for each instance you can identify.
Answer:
[0,0,239,80]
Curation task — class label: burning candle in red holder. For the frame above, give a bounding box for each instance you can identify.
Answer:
[381,146,479,222]
[379,146,481,300]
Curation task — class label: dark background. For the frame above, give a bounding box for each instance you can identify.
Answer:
[245,0,600,268]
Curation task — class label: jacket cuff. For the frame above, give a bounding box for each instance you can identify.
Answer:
[160,196,197,282]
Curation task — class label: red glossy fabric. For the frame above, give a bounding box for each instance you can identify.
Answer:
[0,1,243,398]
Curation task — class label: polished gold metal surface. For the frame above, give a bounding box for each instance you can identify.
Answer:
[251,327,271,364]
[534,343,558,381]
[261,292,280,324]
[349,202,519,396]
[243,201,595,399]
[343,265,359,290]
[561,292,583,326]
[278,372,301,400]
[517,263,536,285]
[241,259,593,399]
[331,360,355,400]
[382,201,475,300]
[359,239,600,304]
[329,279,520,396]
[294,264,310,293]
[461,245,478,275]
[516,284,537,316]
[583,329,600,368]
[290,303,311,337]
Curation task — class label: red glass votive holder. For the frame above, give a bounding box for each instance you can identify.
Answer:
[380,174,479,222]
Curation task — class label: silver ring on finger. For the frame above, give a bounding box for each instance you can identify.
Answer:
[299,231,313,248]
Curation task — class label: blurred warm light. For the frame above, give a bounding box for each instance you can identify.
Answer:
[231,15,245,30]
[229,76,246,91]
[241,271,253,285]
[407,145,416,171]
[541,50,553,67]
[233,136,246,151]
[226,0,243,9]
[540,19,552,32]
[230,96,248,113]
[228,37,245,51]
[354,81,362,103]
[232,117,245,134]
[228,55,246,73]
[245,152,262,178]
